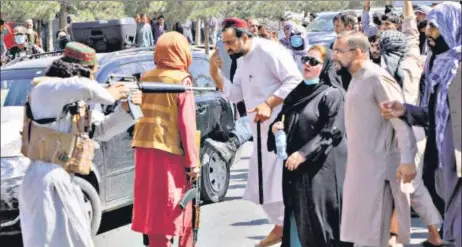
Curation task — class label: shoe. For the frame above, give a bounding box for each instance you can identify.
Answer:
[205,137,239,163]
[255,226,282,247]
[421,240,456,247]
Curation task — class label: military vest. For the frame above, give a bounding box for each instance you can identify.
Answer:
[132,68,191,155]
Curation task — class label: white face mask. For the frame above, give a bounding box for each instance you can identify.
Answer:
[14,35,27,45]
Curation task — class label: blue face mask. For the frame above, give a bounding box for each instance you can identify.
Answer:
[303,78,320,85]
[290,35,304,50]
[14,35,26,45]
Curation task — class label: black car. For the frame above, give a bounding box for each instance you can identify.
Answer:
[0,47,236,236]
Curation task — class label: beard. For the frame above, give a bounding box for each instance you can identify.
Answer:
[229,51,244,59]
[334,60,351,75]
[417,20,427,30]
[427,35,450,55]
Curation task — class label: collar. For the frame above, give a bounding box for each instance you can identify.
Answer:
[352,60,371,79]
[244,38,258,59]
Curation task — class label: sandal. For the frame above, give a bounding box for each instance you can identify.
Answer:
[421,240,456,247]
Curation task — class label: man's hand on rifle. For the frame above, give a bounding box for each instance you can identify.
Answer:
[121,90,142,113]
[187,167,201,184]
[106,82,129,101]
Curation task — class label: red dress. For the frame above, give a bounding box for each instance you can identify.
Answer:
[131,79,198,244]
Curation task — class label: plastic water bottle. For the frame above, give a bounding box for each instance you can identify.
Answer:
[275,130,288,160]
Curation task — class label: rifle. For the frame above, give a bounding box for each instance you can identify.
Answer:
[107,74,217,120]
[179,131,202,246]
[179,172,201,246]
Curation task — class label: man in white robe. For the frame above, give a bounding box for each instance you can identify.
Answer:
[18,42,141,247]
[209,18,302,246]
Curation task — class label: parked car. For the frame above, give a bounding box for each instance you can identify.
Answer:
[0,47,237,236]
[306,7,404,47]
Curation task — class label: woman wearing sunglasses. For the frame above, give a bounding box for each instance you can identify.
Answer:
[268,45,350,247]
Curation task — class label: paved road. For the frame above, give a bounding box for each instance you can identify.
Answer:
[93,142,430,247]
[2,142,430,247]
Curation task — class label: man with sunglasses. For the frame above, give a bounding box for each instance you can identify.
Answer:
[5,26,43,62]
[210,17,302,247]
[333,31,418,247]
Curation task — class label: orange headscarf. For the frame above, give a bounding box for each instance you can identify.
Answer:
[154,32,192,73]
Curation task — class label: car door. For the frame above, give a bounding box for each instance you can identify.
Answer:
[98,62,144,209]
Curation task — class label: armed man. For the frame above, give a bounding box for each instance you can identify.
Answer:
[131,31,200,247]
[18,42,142,247]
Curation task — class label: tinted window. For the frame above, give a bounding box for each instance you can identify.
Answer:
[109,63,143,77]
[189,57,214,89]
[306,14,337,32]
[139,57,215,96]
[1,69,45,107]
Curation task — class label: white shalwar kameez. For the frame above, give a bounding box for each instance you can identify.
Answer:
[19,77,135,247]
[221,38,302,225]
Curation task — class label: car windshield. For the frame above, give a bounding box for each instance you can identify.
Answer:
[306,13,337,32]
[1,69,45,107]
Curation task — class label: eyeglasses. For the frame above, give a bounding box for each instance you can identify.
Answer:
[301,56,323,66]
[332,48,356,54]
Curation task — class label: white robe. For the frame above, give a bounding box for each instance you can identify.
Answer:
[221,38,302,206]
[19,77,135,247]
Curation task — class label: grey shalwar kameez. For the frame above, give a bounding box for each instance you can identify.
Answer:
[341,61,417,247]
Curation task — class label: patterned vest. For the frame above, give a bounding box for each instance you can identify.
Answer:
[132,68,190,155]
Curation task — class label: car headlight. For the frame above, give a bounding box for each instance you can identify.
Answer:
[1,156,30,208]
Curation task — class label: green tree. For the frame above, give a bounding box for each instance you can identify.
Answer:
[1,1,60,21]
[68,1,125,21]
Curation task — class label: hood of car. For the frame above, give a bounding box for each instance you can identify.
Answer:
[1,106,24,158]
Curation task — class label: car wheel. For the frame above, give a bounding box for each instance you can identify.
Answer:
[200,143,230,203]
[74,176,102,236]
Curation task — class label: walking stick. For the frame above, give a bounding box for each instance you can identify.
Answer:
[257,121,264,205]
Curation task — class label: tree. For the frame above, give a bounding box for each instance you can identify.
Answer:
[1,1,60,21]
[68,1,126,22]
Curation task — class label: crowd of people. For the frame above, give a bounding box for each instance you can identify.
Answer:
[207,1,461,247]
[4,0,461,247]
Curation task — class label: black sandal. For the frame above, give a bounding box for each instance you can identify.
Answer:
[421,240,456,247]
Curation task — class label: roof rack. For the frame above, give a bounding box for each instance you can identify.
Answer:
[4,51,64,67]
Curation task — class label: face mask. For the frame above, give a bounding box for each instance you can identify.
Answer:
[14,35,26,45]
[290,34,304,50]
[303,78,320,85]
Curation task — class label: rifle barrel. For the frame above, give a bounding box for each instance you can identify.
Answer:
[139,82,216,93]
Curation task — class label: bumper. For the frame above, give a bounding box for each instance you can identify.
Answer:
[1,156,30,235]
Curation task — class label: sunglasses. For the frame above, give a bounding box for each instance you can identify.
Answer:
[301,56,323,66]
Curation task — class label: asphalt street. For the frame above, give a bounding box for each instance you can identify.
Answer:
[2,142,430,247]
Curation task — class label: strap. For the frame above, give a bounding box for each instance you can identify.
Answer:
[25,101,81,125]
[25,101,57,124]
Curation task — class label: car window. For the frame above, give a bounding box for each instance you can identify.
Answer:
[1,69,44,107]
[109,63,144,77]
[139,57,215,96]
[306,14,336,32]
[189,57,215,96]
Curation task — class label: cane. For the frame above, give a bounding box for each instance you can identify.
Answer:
[257,121,264,205]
